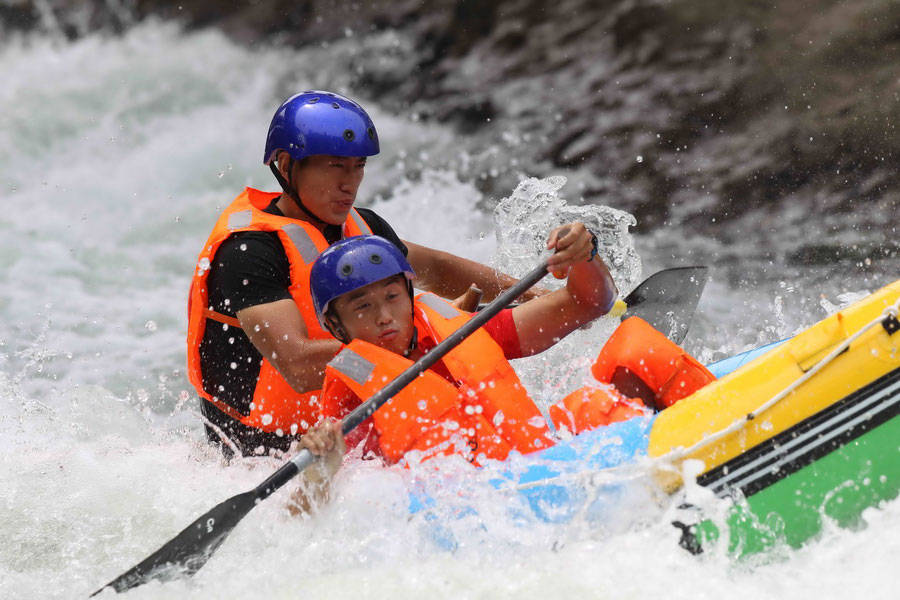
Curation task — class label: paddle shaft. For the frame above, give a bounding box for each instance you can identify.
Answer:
[254,259,550,502]
[93,259,550,596]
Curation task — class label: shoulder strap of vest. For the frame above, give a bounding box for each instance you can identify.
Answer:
[413,293,501,362]
[412,293,555,454]
[195,203,374,331]
[217,192,370,262]
[343,208,373,237]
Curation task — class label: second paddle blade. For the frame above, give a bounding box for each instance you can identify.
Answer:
[93,490,258,596]
[623,266,708,345]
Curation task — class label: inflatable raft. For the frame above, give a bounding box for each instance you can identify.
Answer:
[410,278,900,556]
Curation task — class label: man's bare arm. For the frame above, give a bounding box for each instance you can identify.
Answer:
[236,299,341,393]
[404,241,546,302]
[512,224,618,357]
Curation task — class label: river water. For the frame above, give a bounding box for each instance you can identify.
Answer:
[1,22,897,599]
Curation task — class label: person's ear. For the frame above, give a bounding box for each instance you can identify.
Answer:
[325,313,350,344]
[276,152,292,180]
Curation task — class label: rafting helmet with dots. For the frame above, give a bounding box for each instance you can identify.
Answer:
[263,91,380,224]
[263,90,379,165]
[311,235,415,342]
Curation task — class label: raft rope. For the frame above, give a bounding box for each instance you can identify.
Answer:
[658,295,900,465]
[512,296,900,493]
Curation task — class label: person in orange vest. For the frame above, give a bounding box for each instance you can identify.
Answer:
[301,234,714,467]
[187,91,565,458]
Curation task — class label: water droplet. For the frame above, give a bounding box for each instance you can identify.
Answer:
[528,416,546,428]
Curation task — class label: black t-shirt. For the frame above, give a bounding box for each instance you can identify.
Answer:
[199,201,406,456]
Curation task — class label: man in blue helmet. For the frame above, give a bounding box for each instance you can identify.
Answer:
[187,91,595,457]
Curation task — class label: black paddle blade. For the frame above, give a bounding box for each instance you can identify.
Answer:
[622,266,708,345]
[92,490,258,596]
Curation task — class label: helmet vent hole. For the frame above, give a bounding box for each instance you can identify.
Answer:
[369,254,382,264]
[341,264,353,276]
[308,97,319,104]
[332,102,340,109]
[343,129,355,141]
[367,127,376,140]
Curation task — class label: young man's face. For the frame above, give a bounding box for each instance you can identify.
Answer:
[330,275,414,354]
[292,154,367,225]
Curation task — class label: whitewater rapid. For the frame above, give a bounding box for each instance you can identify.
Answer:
[1,22,896,599]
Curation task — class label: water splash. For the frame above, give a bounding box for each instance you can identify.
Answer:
[490,176,641,403]
[492,175,641,293]
[1,20,897,600]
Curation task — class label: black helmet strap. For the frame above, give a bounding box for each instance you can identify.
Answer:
[403,280,418,357]
[403,327,418,358]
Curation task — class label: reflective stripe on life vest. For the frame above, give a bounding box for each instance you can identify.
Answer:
[186,187,372,435]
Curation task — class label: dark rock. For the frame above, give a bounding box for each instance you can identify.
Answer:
[0,1,39,34]
[15,0,899,258]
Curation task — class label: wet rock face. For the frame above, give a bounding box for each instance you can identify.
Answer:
[9,0,898,256]
[390,0,900,241]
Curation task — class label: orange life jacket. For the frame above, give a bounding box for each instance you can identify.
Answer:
[321,293,556,464]
[590,316,716,410]
[186,187,372,435]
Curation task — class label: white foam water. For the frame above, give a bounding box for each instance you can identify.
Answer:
[0,21,896,600]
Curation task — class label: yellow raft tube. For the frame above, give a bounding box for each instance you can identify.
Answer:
[648,279,900,493]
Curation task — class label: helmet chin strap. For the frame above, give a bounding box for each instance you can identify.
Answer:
[403,327,418,358]
[269,161,330,227]
[403,280,417,357]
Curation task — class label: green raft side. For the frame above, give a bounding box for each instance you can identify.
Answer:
[693,414,899,556]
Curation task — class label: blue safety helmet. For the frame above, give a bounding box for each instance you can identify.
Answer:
[311,235,416,333]
[263,91,380,165]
